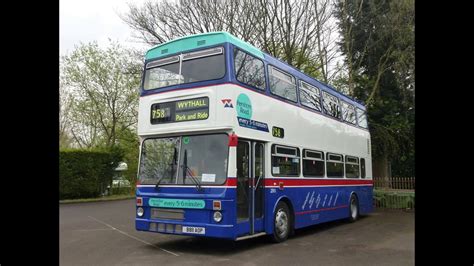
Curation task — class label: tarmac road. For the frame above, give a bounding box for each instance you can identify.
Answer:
[60,199,414,266]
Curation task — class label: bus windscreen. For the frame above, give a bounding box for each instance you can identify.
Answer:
[138,134,228,185]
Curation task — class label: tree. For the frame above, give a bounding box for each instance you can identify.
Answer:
[121,0,342,83]
[60,41,142,148]
[60,79,74,148]
[115,126,140,189]
[335,0,415,177]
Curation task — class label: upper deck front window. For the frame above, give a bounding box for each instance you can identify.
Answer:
[143,47,225,90]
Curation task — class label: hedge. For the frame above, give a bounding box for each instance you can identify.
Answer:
[60,148,122,200]
[373,189,415,209]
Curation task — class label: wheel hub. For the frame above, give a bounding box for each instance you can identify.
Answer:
[275,209,288,237]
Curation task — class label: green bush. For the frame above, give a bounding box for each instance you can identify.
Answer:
[60,148,122,200]
[110,187,132,195]
[373,189,415,209]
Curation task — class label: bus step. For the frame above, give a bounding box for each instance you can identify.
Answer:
[235,232,267,241]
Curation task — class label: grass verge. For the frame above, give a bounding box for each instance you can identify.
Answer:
[60,194,134,204]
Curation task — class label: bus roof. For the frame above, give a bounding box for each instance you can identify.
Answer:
[145,31,365,109]
[146,31,264,60]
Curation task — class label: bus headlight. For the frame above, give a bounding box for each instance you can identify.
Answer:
[213,211,222,223]
[137,207,144,217]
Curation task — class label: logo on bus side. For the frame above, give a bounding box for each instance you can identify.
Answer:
[236,93,252,119]
[235,93,269,133]
[221,99,233,108]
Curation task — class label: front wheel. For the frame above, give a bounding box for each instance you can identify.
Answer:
[348,194,359,222]
[271,201,291,243]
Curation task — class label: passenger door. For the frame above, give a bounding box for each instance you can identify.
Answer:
[236,140,265,236]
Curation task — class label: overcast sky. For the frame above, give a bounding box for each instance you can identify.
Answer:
[60,0,150,56]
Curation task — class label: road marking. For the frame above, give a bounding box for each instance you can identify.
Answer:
[88,216,179,257]
[73,228,114,232]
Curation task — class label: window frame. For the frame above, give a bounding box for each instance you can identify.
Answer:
[356,107,368,129]
[182,47,224,61]
[326,152,344,178]
[271,144,301,177]
[341,100,357,125]
[360,158,366,178]
[139,133,230,186]
[299,80,322,112]
[302,149,325,178]
[268,65,298,103]
[143,45,226,91]
[322,91,342,119]
[345,155,360,179]
[145,55,180,69]
[233,47,266,91]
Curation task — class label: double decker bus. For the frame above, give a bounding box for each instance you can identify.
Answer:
[135,32,372,242]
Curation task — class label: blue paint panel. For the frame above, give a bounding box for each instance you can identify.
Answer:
[135,183,372,240]
[136,186,238,239]
[237,117,270,132]
[264,185,373,235]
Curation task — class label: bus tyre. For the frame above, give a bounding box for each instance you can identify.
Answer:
[271,201,291,243]
[348,194,359,223]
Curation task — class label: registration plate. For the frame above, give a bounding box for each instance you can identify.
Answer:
[182,226,205,235]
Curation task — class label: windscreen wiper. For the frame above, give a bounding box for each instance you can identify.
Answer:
[184,166,203,192]
[156,147,178,191]
[182,149,203,192]
[154,176,165,191]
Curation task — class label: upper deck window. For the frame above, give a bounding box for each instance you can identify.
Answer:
[322,91,341,119]
[234,48,266,90]
[299,81,322,112]
[341,101,356,124]
[269,66,298,102]
[356,108,368,129]
[143,47,225,90]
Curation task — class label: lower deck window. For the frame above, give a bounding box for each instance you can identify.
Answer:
[326,153,344,177]
[360,158,366,178]
[345,165,359,178]
[345,156,360,178]
[271,145,300,176]
[303,160,325,177]
[326,162,344,177]
[303,149,325,177]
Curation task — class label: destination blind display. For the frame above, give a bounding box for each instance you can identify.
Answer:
[150,97,209,124]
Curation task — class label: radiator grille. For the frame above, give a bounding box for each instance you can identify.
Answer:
[149,222,183,234]
[151,208,185,220]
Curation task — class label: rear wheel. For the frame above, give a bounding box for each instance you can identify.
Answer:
[271,201,291,243]
[348,194,359,222]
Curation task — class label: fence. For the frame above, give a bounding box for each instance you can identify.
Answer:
[372,177,415,210]
[373,177,415,190]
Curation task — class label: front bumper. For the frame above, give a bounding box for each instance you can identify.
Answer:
[136,218,235,239]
